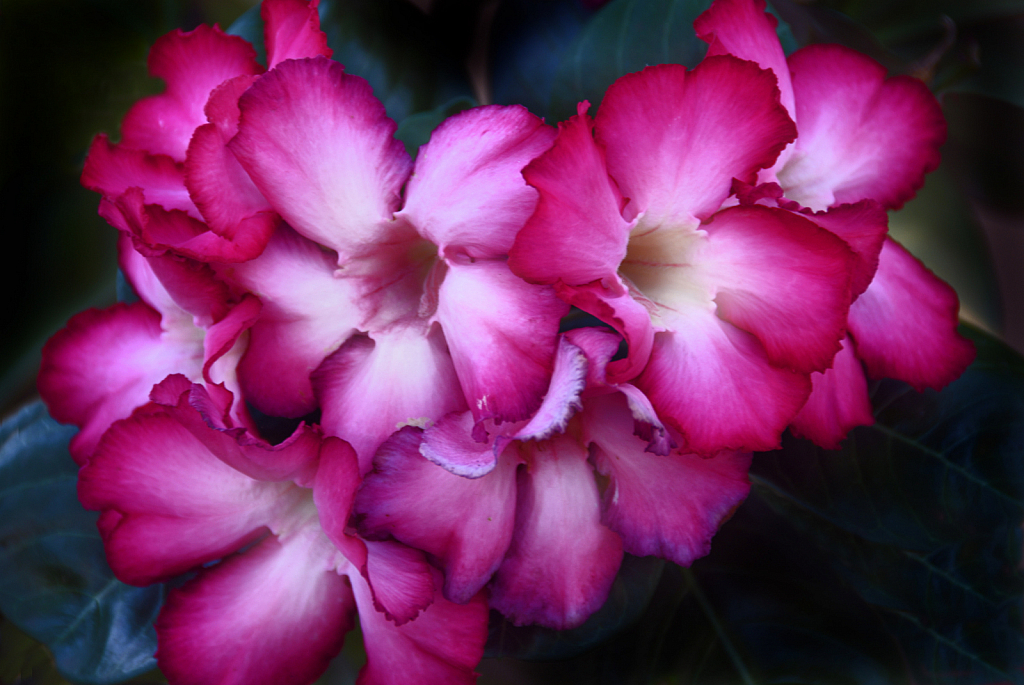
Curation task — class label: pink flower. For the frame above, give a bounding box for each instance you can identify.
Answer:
[694,0,976,448]
[219,56,567,470]
[353,328,751,629]
[79,375,488,685]
[508,55,858,455]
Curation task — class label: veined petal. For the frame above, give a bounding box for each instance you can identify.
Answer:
[779,44,945,210]
[698,204,853,373]
[38,303,203,463]
[350,565,487,685]
[790,335,874,449]
[313,324,466,473]
[584,393,751,566]
[848,238,975,390]
[122,25,262,161]
[230,57,413,262]
[637,306,811,455]
[695,0,795,119]
[490,435,623,630]
[508,103,632,286]
[157,526,354,685]
[355,427,521,604]
[263,0,332,68]
[436,260,567,428]
[595,57,795,227]
[400,105,556,259]
[78,407,303,585]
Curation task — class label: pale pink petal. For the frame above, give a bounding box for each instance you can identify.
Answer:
[508,103,632,286]
[141,245,232,326]
[122,25,262,161]
[848,238,975,390]
[419,411,498,478]
[81,135,195,215]
[698,204,853,373]
[436,260,567,427]
[351,565,487,685]
[637,307,811,455]
[583,393,751,566]
[779,44,945,210]
[116,232,190,324]
[801,199,888,298]
[230,57,414,262]
[509,335,588,443]
[695,0,795,120]
[313,324,466,473]
[790,335,874,449]
[223,226,365,416]
[363,540,435,625]
[157,527,354,685]
[263,0,332,68]
[400,105,556,259]
[595,57,795,226]
[355,427,522,604]
[554,278,654,384]
[78,408,303,584]
[38,303,203,463]
[490,435,623,630]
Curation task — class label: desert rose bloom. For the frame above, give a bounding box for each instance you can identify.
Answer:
[354,328,751,629]
[694,0,976,447]
[508,55,858,455]
[221,56,566,470]
[79,375,487,685]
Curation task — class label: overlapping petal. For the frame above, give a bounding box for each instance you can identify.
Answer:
[790,336,874,449]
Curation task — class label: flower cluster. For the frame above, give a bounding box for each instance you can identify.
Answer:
[38,0,974,682]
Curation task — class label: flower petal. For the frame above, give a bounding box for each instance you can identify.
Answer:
[363,540,435,625]
[583,393,751,566]
[779,44,945,210]
[82,135,195,215]
[313,324,466,473]
[419,411,498,478]
[230,57,413,262]
[157,526,354,685]
[848,238,975,390]
[263,0,332,68]
[509,334,588,443]
[790,335,874,449]
[508,103,632,287]
[595,56,795,226]
[436,260,567,427]
[400,105,556,259]
[801,199,888,298]
[355,427,521,604]
[122,25,262,161]
[490,435,623,629]
[637,306,811,455]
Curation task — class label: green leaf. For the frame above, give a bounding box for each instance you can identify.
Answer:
[394,96,477,159]
[0,402,164,685]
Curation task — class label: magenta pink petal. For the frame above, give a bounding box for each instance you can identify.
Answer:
[356,426,522,604]
[848,238,975,390]
[82,135,195,215]
[78,408,304,584]
[121,25,262,161]
[563,326,623,391]
[230,57,414,262]
[314,324,467,473]
[201,294,261,383]
[490,435,623,629]
[584,393,751,566]
[779,44,945,210]
[157,528,354,685]
[615,383,675,455]
[637,307,811,455]
[595,57,795,225]
[508,103,632,286]
[436,260,567,428]
[311,436,368,566]
[790,335,874,449]
[419,411,498,477]
[263,0,332,68]
[400,105,556,259]
[699,204,853,373]
[695,0,795,120]
[801,200,888,298]
[351,564,487,685]
[38,303,203,463]
[510,335,588,443]
[362,540,435,625]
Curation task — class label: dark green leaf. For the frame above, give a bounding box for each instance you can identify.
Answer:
[0,402,163,685]
[394,95,477,158]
